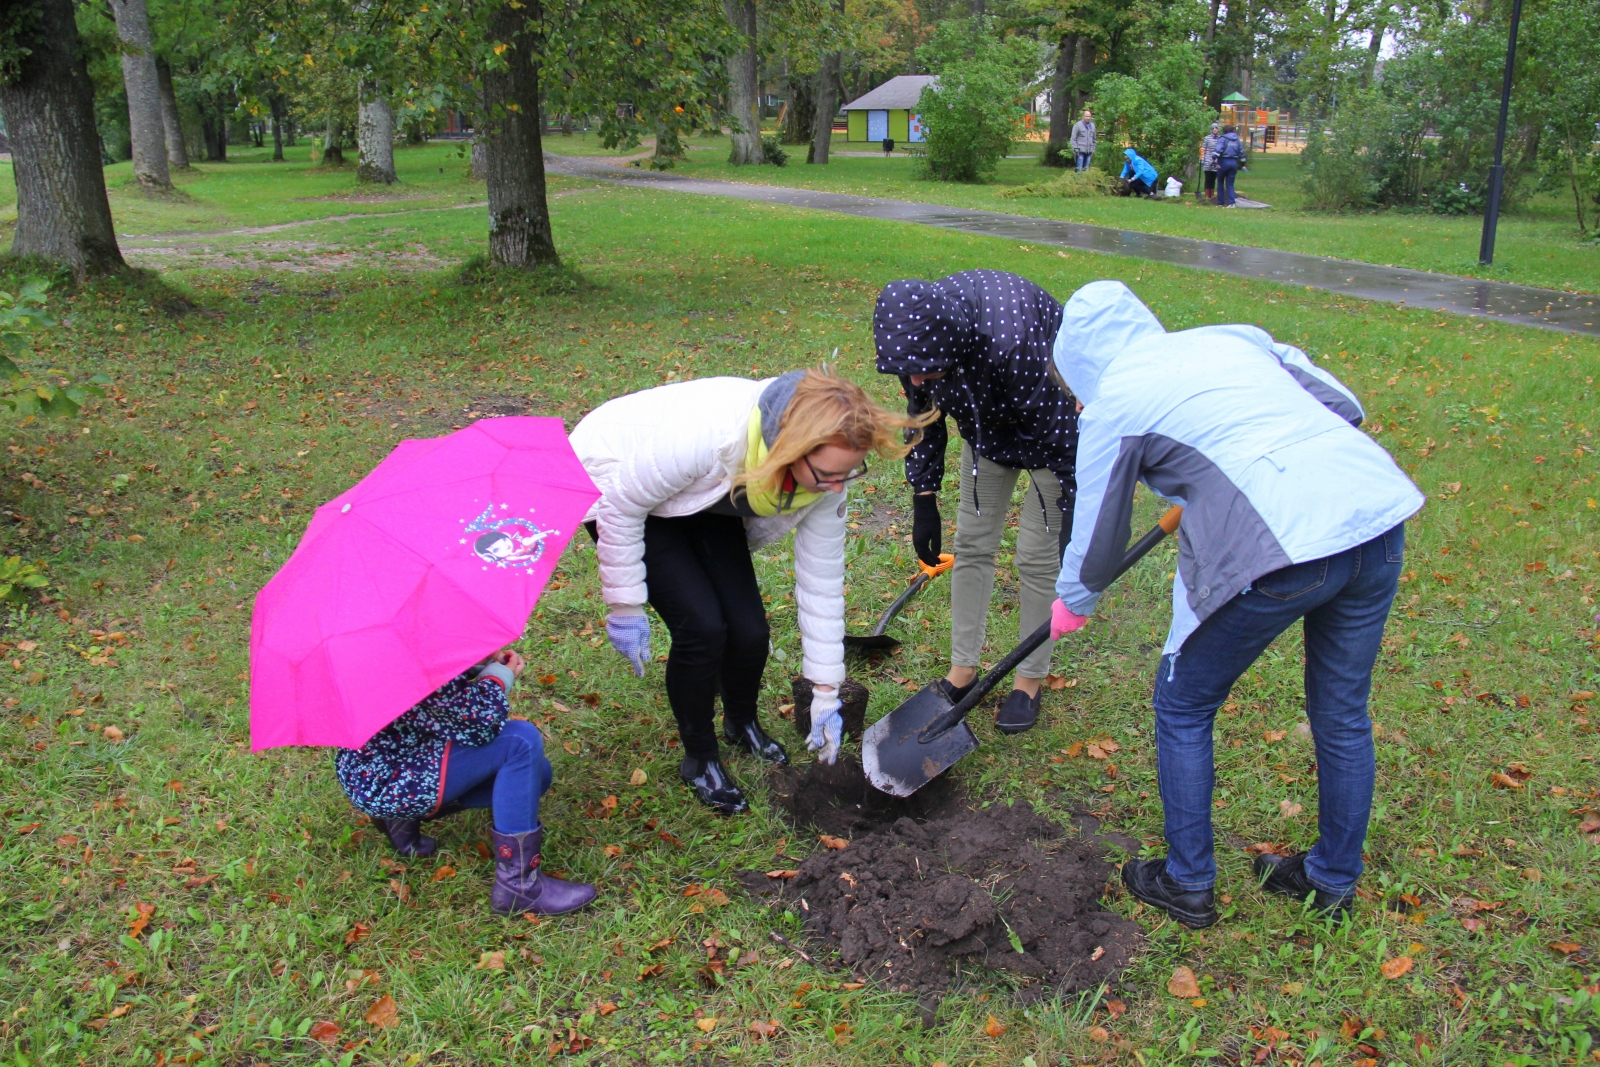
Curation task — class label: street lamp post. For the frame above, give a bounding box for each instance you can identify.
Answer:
[1478,0,1525,266]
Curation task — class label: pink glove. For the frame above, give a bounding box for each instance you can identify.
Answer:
[1050,598,1088,640]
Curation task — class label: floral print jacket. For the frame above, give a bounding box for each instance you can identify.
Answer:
[334,670,509,819]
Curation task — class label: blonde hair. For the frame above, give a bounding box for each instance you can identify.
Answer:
[734,366,937,496]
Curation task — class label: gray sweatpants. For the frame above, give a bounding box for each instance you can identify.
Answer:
[950,443,1066,680]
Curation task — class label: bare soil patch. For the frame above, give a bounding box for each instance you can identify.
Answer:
[749,759,1143,1008]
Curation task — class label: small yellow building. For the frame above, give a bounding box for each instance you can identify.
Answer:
[841,75,934,144]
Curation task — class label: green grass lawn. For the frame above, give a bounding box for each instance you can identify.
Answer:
[660,142,1600,296]
[1,160,1598,1067]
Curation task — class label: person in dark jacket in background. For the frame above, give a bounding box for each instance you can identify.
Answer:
[1216,125,1244,207]
[874,270,1079,734]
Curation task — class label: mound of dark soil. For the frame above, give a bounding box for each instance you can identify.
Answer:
[757,759,1143,1004]
[767,755,967,838]
[789,677,869,740]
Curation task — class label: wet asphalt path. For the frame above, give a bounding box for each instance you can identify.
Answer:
[545,155,1600,338]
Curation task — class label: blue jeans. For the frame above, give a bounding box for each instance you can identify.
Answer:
[440,720,552,834]
[1218,162,1238,205]
[1152,524,1403,894]
[1075,151,1093,172]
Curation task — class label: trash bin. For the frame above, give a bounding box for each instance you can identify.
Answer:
[882,137,895,155]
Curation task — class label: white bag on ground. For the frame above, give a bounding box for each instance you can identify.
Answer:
[1164,177,1183,197]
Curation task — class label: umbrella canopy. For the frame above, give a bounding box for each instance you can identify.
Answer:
[250,417,598,751]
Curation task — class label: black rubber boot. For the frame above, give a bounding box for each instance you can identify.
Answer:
[994,688,1041,735]
[722,719,790,765]
[679,756,749,815]
[373,818,436,858]
[1254,852,1355,923]
[1121,857,1218,928]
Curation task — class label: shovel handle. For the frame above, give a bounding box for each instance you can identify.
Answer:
[867,554,954,635]
[917,505,1183,742]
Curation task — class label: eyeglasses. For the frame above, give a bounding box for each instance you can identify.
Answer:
[803,454,869,487]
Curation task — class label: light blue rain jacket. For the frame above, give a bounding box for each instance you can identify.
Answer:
[1051,281,1424,655]
[1120,149,1157,186]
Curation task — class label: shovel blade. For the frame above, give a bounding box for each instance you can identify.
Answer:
[861,683,980,797]
[843,634,902,651]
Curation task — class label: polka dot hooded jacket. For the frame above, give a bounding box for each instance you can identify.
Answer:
[873,270,1079,499]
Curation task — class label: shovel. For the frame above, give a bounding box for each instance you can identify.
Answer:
[844,554,954,652]
[863,506,1183,797]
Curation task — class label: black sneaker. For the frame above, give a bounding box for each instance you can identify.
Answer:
[994,688,1041,735]
[1253,852,1355,922]
[678,757,749,816]
[722,719,790,766]
[1121,857,1218,928]
[934,677,975,704]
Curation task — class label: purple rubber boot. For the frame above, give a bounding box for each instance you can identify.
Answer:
[373,818,436,858]
[490,826,597,916]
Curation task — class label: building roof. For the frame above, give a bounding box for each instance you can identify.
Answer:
[1222,91,1251,102]
[842,75,937,111]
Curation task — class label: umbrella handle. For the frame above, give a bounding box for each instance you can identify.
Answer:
[916,506,1182,742]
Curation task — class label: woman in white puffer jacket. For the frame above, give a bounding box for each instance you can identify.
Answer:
[570,366,931,814]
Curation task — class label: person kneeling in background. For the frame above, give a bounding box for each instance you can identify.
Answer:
[334,649,596,917]
[1119,147,1158,197]
[1048,281,1423,928]
[571,367,932,815]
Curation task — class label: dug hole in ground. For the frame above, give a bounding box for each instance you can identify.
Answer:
[741,755,1143,1021]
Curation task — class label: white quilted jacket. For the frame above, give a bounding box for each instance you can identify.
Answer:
[569,377,847,686]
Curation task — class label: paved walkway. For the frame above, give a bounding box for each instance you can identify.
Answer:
[545,155,1600,337]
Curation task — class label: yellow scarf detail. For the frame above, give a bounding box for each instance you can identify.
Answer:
[737,406,823,517]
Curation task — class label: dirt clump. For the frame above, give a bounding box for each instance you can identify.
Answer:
[766,755,967,839]
[762,787,1142,1003]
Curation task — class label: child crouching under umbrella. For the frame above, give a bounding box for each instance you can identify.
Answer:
[332,648,595,917]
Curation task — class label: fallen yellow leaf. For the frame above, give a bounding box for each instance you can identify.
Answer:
[983,1015,1006,1038]
[695,1017,717,1033]
[1167,965,1201,998]
[1380,955,1413,979]
[364,993,399,1029]
[629,768,648,786]
[430,865,456,881]
[476,951,506,971]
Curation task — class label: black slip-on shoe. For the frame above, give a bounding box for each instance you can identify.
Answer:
[1121,857,1218,929]
[1253,852,1355,923]
[722,718,790,766]
[933,677,975,704]
[678,756,749,816]
[994,687,1041,735]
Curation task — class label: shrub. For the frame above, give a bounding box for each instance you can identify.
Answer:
[0,557,48,605]
[1088,43,1213,184]
[760,135,788,167]
[915,18,1041,183]
[998,167,1119,199]
[0,280,107,418]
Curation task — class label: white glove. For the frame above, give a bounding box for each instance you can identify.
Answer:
[806,687,843,766]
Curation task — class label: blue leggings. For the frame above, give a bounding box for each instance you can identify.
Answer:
[439,720,551,834]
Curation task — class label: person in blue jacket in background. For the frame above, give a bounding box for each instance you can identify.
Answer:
[1119,148,1158,196]
[1045,281,1424,929]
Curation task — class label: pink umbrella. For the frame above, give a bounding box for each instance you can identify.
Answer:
[250,417,598,751]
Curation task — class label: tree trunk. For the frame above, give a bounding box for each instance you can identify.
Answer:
[721,0,760,164]
[810,48,840,164]
[1042,33,1078,167]
[356,93,397,183]
[1361,5,1388,88]
[202,94,228,161]
[322,111,343,165]
[783,67,815,145]
[0,0,125,276]
[1071,36,1093,114]
[470,137,487,179]
[109,0,170,189]
[270,95,285,160]
[154,58,189,169]
[482,0,558,268]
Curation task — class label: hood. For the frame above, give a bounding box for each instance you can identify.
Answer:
[873,278,974,376]
[1124,148,1137,160]
[1051,281,1165,405]
[756,370,805,447]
